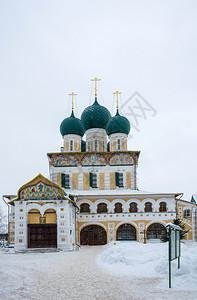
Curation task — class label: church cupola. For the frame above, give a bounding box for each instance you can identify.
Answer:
[60,93,84,152]
[81,78,111,152]
[106,91,130,151]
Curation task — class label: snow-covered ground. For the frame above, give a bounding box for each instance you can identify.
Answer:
[97,241,197,292]
[0,242,197,300]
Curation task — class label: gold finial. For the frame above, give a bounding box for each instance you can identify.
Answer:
[113,91,122,109]
[91,77,101,98]
[68,92,77,110]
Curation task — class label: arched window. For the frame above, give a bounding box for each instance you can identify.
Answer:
[70,140,74,151]
[159,202,167,212]
[147,223,166,239]
[102,141,105,151]
[116,224,137,240]
[94,140,98,152]
[145,202,152,212]
[80,203,90,213]
[117,139,121,150]
[129,202,137,212]
[97,203,107,213]
[114,203,123,213]
[87,141,91,152]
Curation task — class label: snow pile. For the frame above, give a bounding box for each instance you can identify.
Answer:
[97,241,197,290]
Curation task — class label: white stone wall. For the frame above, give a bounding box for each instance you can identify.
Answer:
[63,134,81,152]
[51,164,136,190]
[109,133,128,151]
[12,199,75,251]
[77,197,176,214]
[86,128,107,151]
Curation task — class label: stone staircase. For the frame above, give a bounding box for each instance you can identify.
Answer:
[15,248,61,254]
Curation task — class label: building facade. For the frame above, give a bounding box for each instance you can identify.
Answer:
[5,80,197,250]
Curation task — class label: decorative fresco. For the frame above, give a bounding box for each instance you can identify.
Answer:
[54,154,78,167]
[82,154,106,166]
[110,153,134,165]
[20,182,63,200]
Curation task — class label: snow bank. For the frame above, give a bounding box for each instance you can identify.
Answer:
[97,241,197,290]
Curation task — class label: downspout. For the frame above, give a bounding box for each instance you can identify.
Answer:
[175,193,183,219]
[74,195,79,246]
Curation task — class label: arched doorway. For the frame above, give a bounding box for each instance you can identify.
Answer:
[80,225,107,245]
[28,208,57,248]
[147,223,166,239]
[116,223,137,241]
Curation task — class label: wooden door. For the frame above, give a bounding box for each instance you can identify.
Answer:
[28,224,57,248]
[80,225,107,245]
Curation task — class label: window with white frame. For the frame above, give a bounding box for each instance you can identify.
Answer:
[90,173,97,188]
[87,141,91,152]
[70,140,74,151]
[102,141,105,151]
[94,140,98,152]
[117,139,121,150]
[61,173,70,189]
[184,209,191,218]
[115,172,124,187]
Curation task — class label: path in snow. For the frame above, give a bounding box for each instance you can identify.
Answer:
[0,246,196,300]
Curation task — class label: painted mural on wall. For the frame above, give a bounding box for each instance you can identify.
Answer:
[54,154,78,167]
[20,182,63,200]
[110,153,134,165]
[82,154,106,166]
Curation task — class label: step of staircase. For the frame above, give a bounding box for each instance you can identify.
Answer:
[15,248,61,254]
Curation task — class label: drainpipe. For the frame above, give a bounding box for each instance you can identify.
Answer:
[134,161,137,190]
[175,193,183,219]
[74,196,79,247]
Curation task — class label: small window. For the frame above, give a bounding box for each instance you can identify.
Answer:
[114,203,123,213]
[129,202,137,212]
[102,141,105,152]
[97,203,107,213]
[90,173,97,188]
[145,202,152,212]
[80,203,90,213]
[61,173,70,189]
[184,209,191,218]
[70,140,74,151]
[87,141,91,152]
[159,202,167,212]
[117,139,121,150]
[115,172,124,187]
[94,140,98,152]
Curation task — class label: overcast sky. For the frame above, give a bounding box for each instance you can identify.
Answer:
[1,0,197,213]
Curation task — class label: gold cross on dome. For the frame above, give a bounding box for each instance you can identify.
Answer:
[113,91,122,109]
[91,77,101,98]
[68,92,77,110]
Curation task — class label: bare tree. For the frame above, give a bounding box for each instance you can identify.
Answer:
[0,205,7,234]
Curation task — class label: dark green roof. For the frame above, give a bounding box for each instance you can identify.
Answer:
[81,98,111,131]
[191,196,196,203]
[60,111,84,137]
[106,109,130,135]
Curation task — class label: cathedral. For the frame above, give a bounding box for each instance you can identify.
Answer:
[5,78,197,251]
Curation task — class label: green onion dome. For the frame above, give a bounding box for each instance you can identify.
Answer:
[106,109,130,135]
[60,110,84,137]
[81,98,111,131]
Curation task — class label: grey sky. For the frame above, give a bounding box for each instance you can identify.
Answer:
[1,0,197,213]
